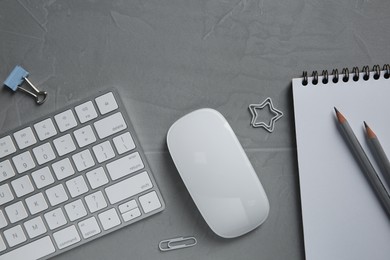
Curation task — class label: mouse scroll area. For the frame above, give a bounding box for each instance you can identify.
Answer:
[167,108,270,238]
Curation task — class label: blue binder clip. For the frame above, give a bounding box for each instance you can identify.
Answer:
[3,65,47,104]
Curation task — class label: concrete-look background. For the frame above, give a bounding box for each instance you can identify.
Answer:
[0,0,389,259]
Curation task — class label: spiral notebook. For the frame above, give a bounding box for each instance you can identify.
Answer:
[292,65,390,260]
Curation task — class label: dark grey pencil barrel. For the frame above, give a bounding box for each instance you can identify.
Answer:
[339,120,390,218]
[368,137,390,189]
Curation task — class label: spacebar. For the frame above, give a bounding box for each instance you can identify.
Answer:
[1,236,55,260]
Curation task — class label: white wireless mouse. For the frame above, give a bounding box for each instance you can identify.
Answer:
[167,108,269,238]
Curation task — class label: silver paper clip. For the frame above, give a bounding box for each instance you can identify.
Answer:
[248,97,283,133]
[3,65,48,105]
[158,236,197,252]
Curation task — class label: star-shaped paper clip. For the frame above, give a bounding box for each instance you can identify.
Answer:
[248,97,283,133]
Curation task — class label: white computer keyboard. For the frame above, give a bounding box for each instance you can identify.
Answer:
[0,90,165,259]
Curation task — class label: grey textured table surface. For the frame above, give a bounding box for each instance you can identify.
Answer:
[1,1,390,259]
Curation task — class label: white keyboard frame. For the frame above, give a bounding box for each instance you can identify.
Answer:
[0,89,165,259]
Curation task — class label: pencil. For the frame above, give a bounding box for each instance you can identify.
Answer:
[334,107,390,218]
[364,122,390,190]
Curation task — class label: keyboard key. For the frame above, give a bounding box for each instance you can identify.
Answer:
[95,92,118,115]
[13,127,37,150]
[0,136,16,158]
[73,125,97,148]
[11,175,34,197]
[53,225,81,249]
[98,208,121,230]
[0,209,8,228]
[86,167,109,189]
[5,201,28,223]
[34,118,57,141]
[119,200,138,214]
[32,167,55,189]
[53,134,76,156]
[66,176,89,198]
[0,236,55,259]
[0,159,16,182]
[54,109,77,132]
[32,142,56,165]
[0,235,6,252]
[44,208,67,230]
[4,225,26,247]
[105,171,153,204]
[46,184,68,206]
[0,183,14,205]
[85,191,107,213]
[24,216,47,238]
[75,101,98,123]
[139,191,162,213]
[52,158,75,180]
[72,149,95,172]
[78,216,101,239]
[65,199,87,221]
[113,132,135,154]
[106,152,144,180]
[12,151,35,174]
[94,112,127,139]
[25,192,48,215]
[122,207,141,222]
[92,140,115,163]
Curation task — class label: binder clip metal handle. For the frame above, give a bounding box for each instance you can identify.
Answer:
[3,65,48,105]
[158,236,197,252]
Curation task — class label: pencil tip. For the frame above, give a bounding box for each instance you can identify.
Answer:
[334,107,346,123]
[364,121,376,138]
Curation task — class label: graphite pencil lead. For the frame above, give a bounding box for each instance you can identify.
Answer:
[364,121,377,139]
[334,107,346,123]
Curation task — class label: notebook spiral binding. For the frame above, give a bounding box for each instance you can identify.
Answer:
[302,64,390,86]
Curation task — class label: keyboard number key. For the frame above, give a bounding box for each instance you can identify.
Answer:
[75,101,98,123]
[13,127,37,150]
[54,109,77,132]
[32,142,56,165]
[12,151,35,174]
[0,136,16,159]
[34,118,57,141]
[95,92,118,115]
[98,208,121,230]
[0,160,16,182]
